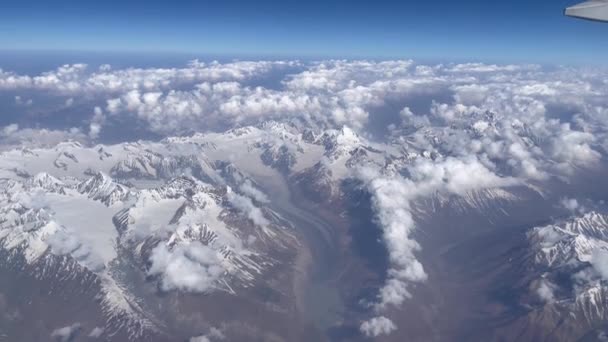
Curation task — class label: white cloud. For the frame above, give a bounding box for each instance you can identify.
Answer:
[446,62,538,73]
[535,279,557,303]
[284,60,415,92]
[0,60,296,94]
[359,172,426,308]
[359,156,515,311]
[452,84,490,105]
[14,95,33,106]
[148,242,224,293]
[3,60,608,165]
[408,156,517,195]
[360,316,397,337]
[2,124,19,135]
[226,187,270,227]
[51,323,81,342]
[549,123,600,174]
[560,197,580,212]
[400,106,430,128]
[46,228,106,273]
[239,180,269,203]
[88,327,104,338]
[591,249,608,280]
[190,336,211,342]
[189,327,225,342]
[89,106,106,139]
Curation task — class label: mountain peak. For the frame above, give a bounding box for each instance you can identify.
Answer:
[78,172,130,206]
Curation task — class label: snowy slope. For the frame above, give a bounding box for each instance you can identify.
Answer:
[0,120,547,340]
[0,132,302,338]
[520,211,608,336]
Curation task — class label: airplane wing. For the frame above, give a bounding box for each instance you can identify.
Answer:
[565,0,608,22]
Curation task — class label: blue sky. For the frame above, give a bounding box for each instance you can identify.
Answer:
[0,0,606,64]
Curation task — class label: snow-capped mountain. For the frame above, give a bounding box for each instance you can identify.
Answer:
[529,212,608,269]
[77,171,131,206]
[500,211,608,341]
[0,119,605,342]
[0,136,301,340]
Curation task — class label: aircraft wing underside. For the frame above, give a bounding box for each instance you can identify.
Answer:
[565,0,608,22]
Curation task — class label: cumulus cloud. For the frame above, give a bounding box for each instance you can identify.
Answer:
[148,242,224,293]
[358,172,425,308]
[560,197,581,213]
[549,124,600,174]
[0,60,296,94]
[360,316,397,337]
[408,156,517,195]
[1,59,441,135]
[104,81,334,133]
[46,228,106,273]
[358,93,602,323]
[358,155,515,310]
[400,106,430,128]
[2,60,608,164]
